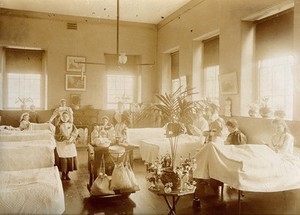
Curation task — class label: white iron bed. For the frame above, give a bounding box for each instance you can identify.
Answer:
[193,142,300,213]
[0,166,65,214]
[0,140,55,171]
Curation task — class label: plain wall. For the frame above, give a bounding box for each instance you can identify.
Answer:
[0,10,158,110]
[157,0,300,120]
[224,116,300,147]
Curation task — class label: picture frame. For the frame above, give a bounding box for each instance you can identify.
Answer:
[65,74,86,91]
[219,72,238,95]
[70,94,81,106]
[66,56,86,72]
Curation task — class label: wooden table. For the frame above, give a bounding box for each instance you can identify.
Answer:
[149,187,196,215]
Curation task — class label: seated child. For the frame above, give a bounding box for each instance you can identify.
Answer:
[19,112,30,131]
[91,124,100,145]
[91,129,111,148]
[265,119,294,154]
[225,119,247,145]
[114,113,128,143]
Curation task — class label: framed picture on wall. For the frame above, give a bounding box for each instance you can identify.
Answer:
[65,74,86,91]
[66,56,86,72]
[219,72,238,95]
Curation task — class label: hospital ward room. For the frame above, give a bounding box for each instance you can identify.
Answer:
[1,0,300,214]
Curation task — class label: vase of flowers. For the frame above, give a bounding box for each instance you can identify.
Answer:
[15,97,33,110]
[248,102,260,117]
[259,97,274,118]
[146,153,197,192]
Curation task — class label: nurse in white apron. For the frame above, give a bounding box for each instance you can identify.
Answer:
[55,111,78,180]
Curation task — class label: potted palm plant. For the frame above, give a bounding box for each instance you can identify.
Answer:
[139,86,198,189]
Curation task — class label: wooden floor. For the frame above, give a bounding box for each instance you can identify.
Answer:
[62,147,300,215]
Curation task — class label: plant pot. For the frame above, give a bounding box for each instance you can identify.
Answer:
[160,168,181,191]
[20,104,28,110]
[259,107,274,118]
[248,109,259,117]
[274,110,286,119]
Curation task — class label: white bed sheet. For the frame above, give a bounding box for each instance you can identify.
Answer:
[0,130,55,142]
[127,127,166,159]
[193,142,300,192]
[0,166,65,214]
[29,123,56,134]
[0,140,55,171]
[140,134,203,166]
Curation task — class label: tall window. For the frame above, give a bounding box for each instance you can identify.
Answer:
[203,37,219,100]
[258,56,294,118]
[204,66,219,99]
[171,51,180,93]
[256,10,294,119]
[7,74,41,108]
[107,75,135,110]
[4,48,44,109]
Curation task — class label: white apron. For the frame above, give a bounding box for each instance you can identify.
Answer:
[56,122,77,158]
[56,141,77,158]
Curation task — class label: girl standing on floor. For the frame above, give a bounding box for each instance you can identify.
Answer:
[49,98,74,126]
[55,111,79,180]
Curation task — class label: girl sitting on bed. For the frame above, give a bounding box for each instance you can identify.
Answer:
[206,101,228,144]
[19,112,30,131]
[224,119,247,145]
[266,119,294,154]
[55,111,79,180]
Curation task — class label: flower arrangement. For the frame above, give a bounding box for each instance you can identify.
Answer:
[139,86,197,169]
[146,153,197,192]
[259,96,274,118]
[248,102,260,117]
[15,97,33,110]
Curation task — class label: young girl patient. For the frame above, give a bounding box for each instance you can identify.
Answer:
[19,112,30,131]
[265,119,294,154]
[225,119,247,145]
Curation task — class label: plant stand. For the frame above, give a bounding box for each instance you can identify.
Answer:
[149,187,196,215]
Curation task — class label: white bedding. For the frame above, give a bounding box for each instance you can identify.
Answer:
[0,130,55,142]
[127,127,166,159]
[194,142,300,192]
[29,123,56,134]
[0,166,65,214]
[140,134,203,166]
[0,140,55,171]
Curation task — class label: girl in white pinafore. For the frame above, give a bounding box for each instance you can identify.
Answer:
[55,111,78,180]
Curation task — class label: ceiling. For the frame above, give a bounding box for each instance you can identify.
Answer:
[0,0,192,24]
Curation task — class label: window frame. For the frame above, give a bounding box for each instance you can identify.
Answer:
[2,48,46,110]
[106,74,136,110]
